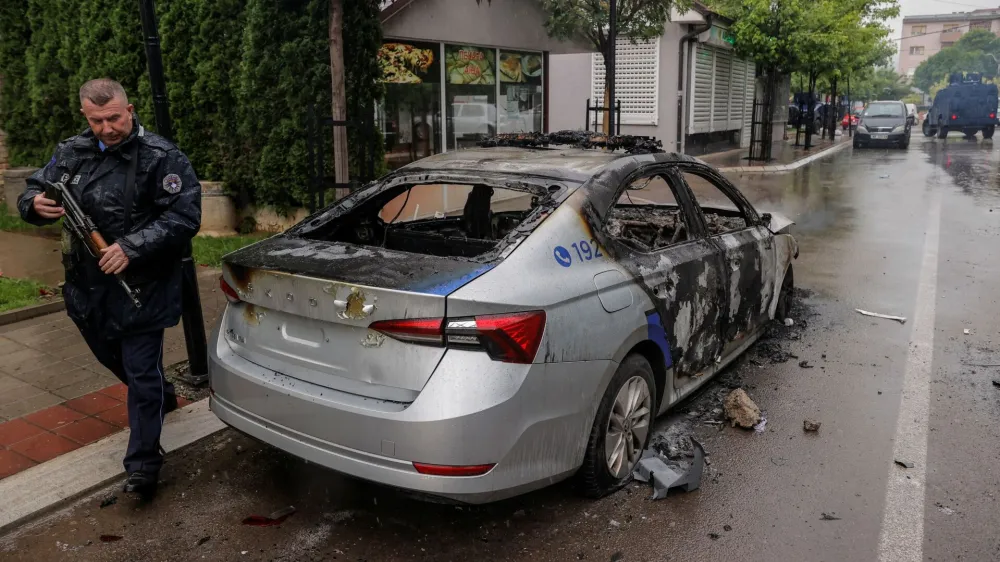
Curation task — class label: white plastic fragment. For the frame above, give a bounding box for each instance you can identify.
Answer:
[784,318,794,327]
[855,309,907,324]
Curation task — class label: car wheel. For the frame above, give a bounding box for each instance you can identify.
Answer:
[922,121,935,137]
[578,354,656,498]
[775,265,794,321]
[937,125,948,139]
[983,126,995,139]
[963,128,978,139]
[853,139,861,149]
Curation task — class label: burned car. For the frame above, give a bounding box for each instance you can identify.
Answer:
[209,135,798,503]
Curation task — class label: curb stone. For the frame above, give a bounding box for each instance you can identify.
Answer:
[718,141,850,174]
[0,299,65,327]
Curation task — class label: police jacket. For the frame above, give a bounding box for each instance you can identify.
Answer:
[18,118,202,336]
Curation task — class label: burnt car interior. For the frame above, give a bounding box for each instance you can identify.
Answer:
[607,175,691,252]
[679,171,749,234]
[299,182,550,258]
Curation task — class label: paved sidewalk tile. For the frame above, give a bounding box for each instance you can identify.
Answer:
[64,391,122,416]
[53,417,118,445]
[0,449,37,479]
[0,394,64,421]
[0,418,46,447]
[9,432,81,463]
[95,403,129,428]
[23,404,87,431]
[98,384,128,402]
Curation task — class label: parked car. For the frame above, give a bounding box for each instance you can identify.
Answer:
[210,140,798,504]
[853,100,911,149]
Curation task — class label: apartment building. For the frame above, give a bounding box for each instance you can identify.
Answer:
[899,8,1000,77]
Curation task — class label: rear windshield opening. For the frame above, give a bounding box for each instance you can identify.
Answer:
[300,183,548,258]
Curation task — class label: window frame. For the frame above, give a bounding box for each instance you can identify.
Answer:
[911,25,926,35]
[671,162,762,237]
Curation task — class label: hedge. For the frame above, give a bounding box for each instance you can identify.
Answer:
[0,0,384,211]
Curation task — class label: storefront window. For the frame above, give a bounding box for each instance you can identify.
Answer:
[379,40,442,170]
[499,50,544,133]
[445,45,497,149]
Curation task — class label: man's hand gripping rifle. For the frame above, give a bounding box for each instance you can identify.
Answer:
[44,180,142,308]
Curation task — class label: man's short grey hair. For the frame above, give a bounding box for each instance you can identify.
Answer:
[79,78,128,106]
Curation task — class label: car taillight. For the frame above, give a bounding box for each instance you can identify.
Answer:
[448,311,546,364]
[952,114,958,120]
[412,462,495,477]
[369,311,546,364]
[991,112,996,119]
[220,276,241,303]
[369,318,444,345]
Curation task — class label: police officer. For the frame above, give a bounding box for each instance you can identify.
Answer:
[18,78,201,497]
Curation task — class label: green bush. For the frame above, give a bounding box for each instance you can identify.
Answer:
[0,0,384,211]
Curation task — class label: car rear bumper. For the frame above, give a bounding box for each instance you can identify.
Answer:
[207,316,613,503]
[855,132,907,144]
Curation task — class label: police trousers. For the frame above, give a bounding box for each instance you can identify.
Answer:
[77,327,176,475]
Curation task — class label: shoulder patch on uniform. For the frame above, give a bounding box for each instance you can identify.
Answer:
[163,173,182,194]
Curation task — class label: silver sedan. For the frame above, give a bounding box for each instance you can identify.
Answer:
[209,143,797,503]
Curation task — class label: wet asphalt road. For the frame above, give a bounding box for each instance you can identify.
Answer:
[3,135,1000,562]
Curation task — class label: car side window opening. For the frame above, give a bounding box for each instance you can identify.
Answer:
[678,170,751,236]
[607,174,692,252]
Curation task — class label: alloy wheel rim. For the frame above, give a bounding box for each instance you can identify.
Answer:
[604,375,652,479]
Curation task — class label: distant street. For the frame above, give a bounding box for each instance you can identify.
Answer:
[3,134,1000,562]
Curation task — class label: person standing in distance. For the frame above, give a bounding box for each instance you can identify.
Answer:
[18,78,202,498]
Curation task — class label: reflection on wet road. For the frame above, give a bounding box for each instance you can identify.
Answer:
[3,137,1000,561]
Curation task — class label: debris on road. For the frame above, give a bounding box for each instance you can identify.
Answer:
[784,318,795,327]
[855,309,907,324]
[632,438,704,499]
[197,536,211,546]
[99,534,123,542]
[724,389,761,429]
[798,360,814,369]
[936,502,955,515]
[993,380,1000,388]
[820,512,842,521]
[709,532,721,540]
[242,505,297,527]
[964,329,971,335]
[99,495,117,509]
[803,419,821,432]
[754,417,768,433]
[895,460,915,469]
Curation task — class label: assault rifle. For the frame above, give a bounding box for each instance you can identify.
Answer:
[44,180,142,308]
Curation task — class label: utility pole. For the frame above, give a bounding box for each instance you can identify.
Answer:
[329,0,350,200]
[138,0,209,386]
[607,0,617,136]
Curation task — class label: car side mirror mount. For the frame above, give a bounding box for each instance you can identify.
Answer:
[760,212,772,226]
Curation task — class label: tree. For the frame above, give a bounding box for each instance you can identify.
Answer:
[912,29,1000,93]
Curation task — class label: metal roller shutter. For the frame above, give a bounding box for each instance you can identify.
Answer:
[592,37,660,126]
[689,44,755,136]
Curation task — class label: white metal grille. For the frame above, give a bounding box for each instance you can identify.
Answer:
[591,37,660,126]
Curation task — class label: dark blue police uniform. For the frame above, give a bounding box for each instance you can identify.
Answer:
[18,117,201,482]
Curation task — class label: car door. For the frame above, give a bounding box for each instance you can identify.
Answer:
[601,165,727,384]
[674,163,776,361]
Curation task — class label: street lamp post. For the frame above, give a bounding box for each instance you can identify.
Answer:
[607,0,617,135]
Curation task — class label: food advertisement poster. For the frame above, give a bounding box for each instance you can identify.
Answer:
[445,45,496,85]
[499,51,542,84]
[379,41,440,84]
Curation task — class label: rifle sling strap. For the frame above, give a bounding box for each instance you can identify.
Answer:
[121,138,140,237]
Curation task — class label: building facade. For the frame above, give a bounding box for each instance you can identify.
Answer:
[899,8,1000,78]
[378,0,588,169]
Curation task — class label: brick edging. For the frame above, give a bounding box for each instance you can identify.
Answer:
[0,300,65,327]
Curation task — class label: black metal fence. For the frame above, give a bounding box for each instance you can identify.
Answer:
[584,98,622,134]
[305,102,379,213]
[748,73,777,162]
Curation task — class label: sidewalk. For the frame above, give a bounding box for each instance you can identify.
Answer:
[702,133,849,173]
[0,265,226,480]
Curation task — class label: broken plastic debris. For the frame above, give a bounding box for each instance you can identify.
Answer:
[855,309,907,324]
[632,438,704,500]
[803,419,821,432]
[894,460,915,469]
[820,512,842,521]
[99,534,123,542]
[798,360,814,369]
[242,505,296,527]
[963,329,971,335]
[197,536,211,546]
[753,417,768,433]
[993,380,1000,388]
[783,318,794,327]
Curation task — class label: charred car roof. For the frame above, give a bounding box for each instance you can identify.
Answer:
[398,147,705,184]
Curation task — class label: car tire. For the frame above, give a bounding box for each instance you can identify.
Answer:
[963,128,978,139]
[775,265,794,322]
[937,125,949,139]
[984,126,995,139]
[901,135,910,149]
[853,139,861,149]
[577,354,657,499]
[922,121,935,137]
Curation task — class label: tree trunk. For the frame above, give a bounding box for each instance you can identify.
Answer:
[329,0,349,201]
[828,78,838,141]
